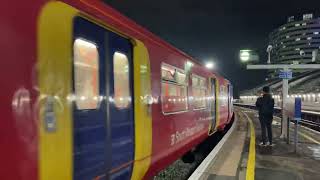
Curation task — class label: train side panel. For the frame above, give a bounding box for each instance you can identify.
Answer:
[0,0,234,180]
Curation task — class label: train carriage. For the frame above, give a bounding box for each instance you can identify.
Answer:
[0,1,233,180]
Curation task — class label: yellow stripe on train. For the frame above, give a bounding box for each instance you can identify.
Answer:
[38,2,77,180]
[131,40,152,180]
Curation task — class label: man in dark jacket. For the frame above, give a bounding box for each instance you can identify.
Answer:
[256,86,275,146]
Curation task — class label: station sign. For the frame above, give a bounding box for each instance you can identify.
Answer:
[279,70,292,79]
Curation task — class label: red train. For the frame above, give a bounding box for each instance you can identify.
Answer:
[0,1,233,180]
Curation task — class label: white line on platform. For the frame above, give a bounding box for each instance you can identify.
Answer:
[242,107,320,144]
[188,115,238,180]
[270,116,320,136]
[237,105,320,136]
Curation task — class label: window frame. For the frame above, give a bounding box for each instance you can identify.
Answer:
[161,63,189,115]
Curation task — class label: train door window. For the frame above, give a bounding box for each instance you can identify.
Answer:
[192,75,207,110]
[113,52,131,109]
[161,64,188,114]
[73,38,99,110]
[220,85,228,106]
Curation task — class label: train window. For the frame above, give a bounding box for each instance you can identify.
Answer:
[113,52,131,109]
[161,82,188,113]
[176,71,187,84]
[161,65,175,81]
[73,38,99,110]
[161,64,188,114]
[192,75,207,110]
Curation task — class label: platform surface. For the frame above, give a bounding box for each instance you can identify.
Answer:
[193,109,248,180]
[243,108,320,180]
[193,107,320,180]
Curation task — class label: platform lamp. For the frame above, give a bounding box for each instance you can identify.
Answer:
[205,61,215,70]
[240,50,251,62]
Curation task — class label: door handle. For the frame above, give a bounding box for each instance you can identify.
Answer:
[40,95,64,133]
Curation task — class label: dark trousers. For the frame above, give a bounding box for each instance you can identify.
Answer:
[259,117,273,144]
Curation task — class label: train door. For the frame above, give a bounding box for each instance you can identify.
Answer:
[228,85,233,121]
[208,78,217,135]
[73,17,134,180]
[227,84,233,123]
[108,28,134,180]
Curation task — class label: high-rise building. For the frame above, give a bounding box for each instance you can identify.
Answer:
[269,14,320,65]
[240,14,320,99]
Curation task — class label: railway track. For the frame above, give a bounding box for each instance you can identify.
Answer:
[234,103,320,132]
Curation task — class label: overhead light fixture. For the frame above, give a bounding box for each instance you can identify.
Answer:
[205,62,215,69]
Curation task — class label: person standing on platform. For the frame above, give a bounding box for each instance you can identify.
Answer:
[256,86,275,146]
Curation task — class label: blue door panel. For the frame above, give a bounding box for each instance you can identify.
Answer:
[73,17,108,180]
[73,17,134,180]
[110,166,132,180]
[107,31,135,173]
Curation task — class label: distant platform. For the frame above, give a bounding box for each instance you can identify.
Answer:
[189,107,320,180]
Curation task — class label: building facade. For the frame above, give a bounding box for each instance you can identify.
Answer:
[269,14,320,65]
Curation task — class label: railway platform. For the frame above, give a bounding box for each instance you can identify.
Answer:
[189,107,320,180]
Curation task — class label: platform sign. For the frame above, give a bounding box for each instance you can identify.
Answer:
[279,70,292,79]
[293,97,302,153]
[284,97,301,121]
[294,98,302,122]
[284,97,302,151]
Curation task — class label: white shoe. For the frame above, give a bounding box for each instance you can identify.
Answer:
[259,142,267,146]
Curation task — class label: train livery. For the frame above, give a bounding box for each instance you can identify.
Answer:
[0,1,233,180]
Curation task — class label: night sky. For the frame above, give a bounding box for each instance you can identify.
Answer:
[104,0,320,97]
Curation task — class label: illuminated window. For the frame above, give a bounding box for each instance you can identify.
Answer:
[161,82,187,113]
[113,52,130,109]
[73,38,99,110]
[161,64,188,114]
[192,75,207,110]
[220,86,228,107]
[161,65,175,81]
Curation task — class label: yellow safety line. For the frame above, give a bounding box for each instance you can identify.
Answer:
[239,107,320,180]
[241,111,256,180]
